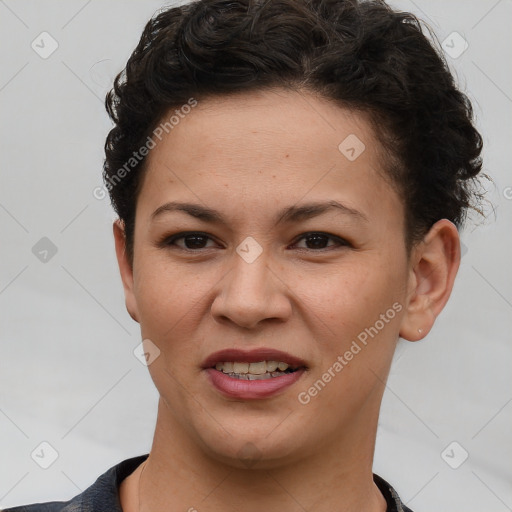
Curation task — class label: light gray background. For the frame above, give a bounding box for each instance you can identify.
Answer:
[0,1,511,510]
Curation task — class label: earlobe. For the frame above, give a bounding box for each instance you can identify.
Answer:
[399,219,461,341]
[113,220,140,323]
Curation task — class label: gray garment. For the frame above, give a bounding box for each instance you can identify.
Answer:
[2,454,413,512]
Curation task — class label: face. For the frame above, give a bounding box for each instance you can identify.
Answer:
[118,88,416,468]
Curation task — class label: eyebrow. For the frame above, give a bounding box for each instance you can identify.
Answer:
[150,200,368,225]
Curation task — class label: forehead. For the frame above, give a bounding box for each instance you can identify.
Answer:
[137,88,402,230]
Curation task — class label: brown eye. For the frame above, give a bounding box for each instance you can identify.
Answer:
[292,232,350,251]
[163,232,218,250]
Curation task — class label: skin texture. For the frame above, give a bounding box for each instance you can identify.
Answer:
[115,88,460,512]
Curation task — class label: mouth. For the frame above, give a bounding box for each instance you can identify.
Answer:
[201,348,307,399]
[202,347,307,374]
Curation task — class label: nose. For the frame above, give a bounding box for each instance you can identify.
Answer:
[210,251,292,330]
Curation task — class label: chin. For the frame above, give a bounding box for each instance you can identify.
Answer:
[194,419,311,470]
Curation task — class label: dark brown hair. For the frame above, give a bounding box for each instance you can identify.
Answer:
[104,0,485,263]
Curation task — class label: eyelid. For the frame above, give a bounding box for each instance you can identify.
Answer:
[159,231,351,252]
[291,231,351,250]
[159,231,221,250]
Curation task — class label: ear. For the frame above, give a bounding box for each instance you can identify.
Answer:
[113,219,140,323]
[399,219,461,341]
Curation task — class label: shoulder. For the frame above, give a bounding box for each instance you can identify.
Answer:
[1,454,149,512]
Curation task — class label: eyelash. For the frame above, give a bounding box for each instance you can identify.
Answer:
[159,231,351,253]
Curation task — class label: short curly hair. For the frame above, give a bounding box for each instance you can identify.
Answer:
[104,0,485,264]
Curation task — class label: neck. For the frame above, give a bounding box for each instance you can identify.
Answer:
[126,397,387,512]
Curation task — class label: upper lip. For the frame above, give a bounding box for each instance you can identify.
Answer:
[201,348,307,369]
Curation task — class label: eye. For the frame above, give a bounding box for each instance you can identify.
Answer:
[159,231,350,252]
[291,232,350,251]
[162,232,219,251]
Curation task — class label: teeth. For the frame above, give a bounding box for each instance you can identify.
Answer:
[248,361,267,374]
[266,360,279,372]
[233,362,249,374]
[214,360,293,374]
[234,372,288,380]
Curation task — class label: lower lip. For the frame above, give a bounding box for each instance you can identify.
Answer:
[204,368,306,400]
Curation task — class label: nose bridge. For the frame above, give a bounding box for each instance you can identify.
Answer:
[211,244,291,328]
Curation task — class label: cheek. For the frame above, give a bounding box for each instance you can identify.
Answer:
[296,256,406,399]
[292,263,404,423]
[292,256,402,331]
[133,254,208,343]
[132,259,209,401]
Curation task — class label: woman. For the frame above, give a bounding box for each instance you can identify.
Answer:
[3,0,485,510]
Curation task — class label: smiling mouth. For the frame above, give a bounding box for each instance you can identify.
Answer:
[212,360,304,380]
